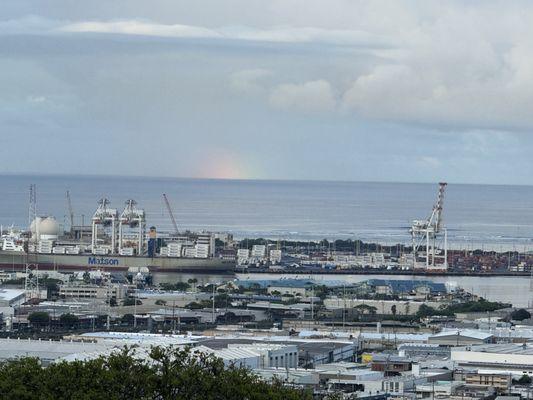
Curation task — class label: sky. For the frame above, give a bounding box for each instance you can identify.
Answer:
[2,0,533,184]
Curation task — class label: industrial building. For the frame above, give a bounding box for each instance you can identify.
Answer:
[0,288,25,307]
[428,329,494,346]
[452,343,533,376]
[58,283,129,301]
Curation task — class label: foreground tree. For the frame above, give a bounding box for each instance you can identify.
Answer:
[0,346,311,400]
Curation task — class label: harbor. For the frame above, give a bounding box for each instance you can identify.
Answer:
[4,2,533,396]
[3,180,533,279]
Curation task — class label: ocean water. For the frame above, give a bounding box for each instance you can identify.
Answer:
[1,174,533,250]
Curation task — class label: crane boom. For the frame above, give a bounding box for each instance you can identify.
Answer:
[66,190,74,233]
[162,194,179,234]
[433,182,447,233]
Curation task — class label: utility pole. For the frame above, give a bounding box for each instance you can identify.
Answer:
[172,300,176,332]
[133,287,137,329]
[342,284,346,329]
[212,283,216,325]
[310,284,314,323]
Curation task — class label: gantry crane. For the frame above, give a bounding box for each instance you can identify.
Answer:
[410,182,448,270]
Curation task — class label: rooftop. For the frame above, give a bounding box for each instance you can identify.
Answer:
[0,289,25,302]
[366,279,447,294]
[459,343,533,355]
[430,329,493,340]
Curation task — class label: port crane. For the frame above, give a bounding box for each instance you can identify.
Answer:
[118,199,146,255]
[410,182,448,270]
[91,198,118,253]
[162,194,179,234]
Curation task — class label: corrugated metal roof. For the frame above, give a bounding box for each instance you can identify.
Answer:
[430,329,493,340]
[0,289,25,301]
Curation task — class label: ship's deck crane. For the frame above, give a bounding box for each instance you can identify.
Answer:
[410,182,448,270]
[162,194,179,235]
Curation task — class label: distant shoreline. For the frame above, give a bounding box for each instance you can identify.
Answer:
[240,268,532,278]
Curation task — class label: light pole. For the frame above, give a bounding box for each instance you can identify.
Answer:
[133,287,137,329]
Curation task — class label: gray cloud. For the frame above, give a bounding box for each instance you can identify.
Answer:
[1,1,533,184]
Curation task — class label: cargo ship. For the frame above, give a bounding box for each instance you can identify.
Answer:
[0,250,235,273]
[0,197,235,274]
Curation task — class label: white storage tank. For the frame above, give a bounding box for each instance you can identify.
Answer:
[31,216,60,240]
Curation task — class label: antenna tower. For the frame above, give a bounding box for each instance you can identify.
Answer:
[24,263,39,300]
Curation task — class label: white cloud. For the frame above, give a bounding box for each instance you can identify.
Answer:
[269,80,336,113]
[60,20,221,39]
[56,19,390,47]
[4,3,533,132]
[339,4,533,131]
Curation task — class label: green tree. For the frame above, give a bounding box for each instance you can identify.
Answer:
[511,308,531,321]
[121,314,135,325]
[517,374,532,385]
[59,313,79,329]
[185,301,203,310]
[0,346,312,399]
[122,298,142,306]
[41,278,62,300]
[160,282,190,292]
[391,304,397,316]
[187,278,198,292]
[28,312,50,328]
[354,304,377,315]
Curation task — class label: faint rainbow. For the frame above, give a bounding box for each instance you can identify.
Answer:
[194,149,260,180]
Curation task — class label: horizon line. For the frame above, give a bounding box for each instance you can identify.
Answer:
[0,171,530,188]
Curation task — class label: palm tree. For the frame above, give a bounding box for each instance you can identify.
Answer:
[188,278,198,292]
